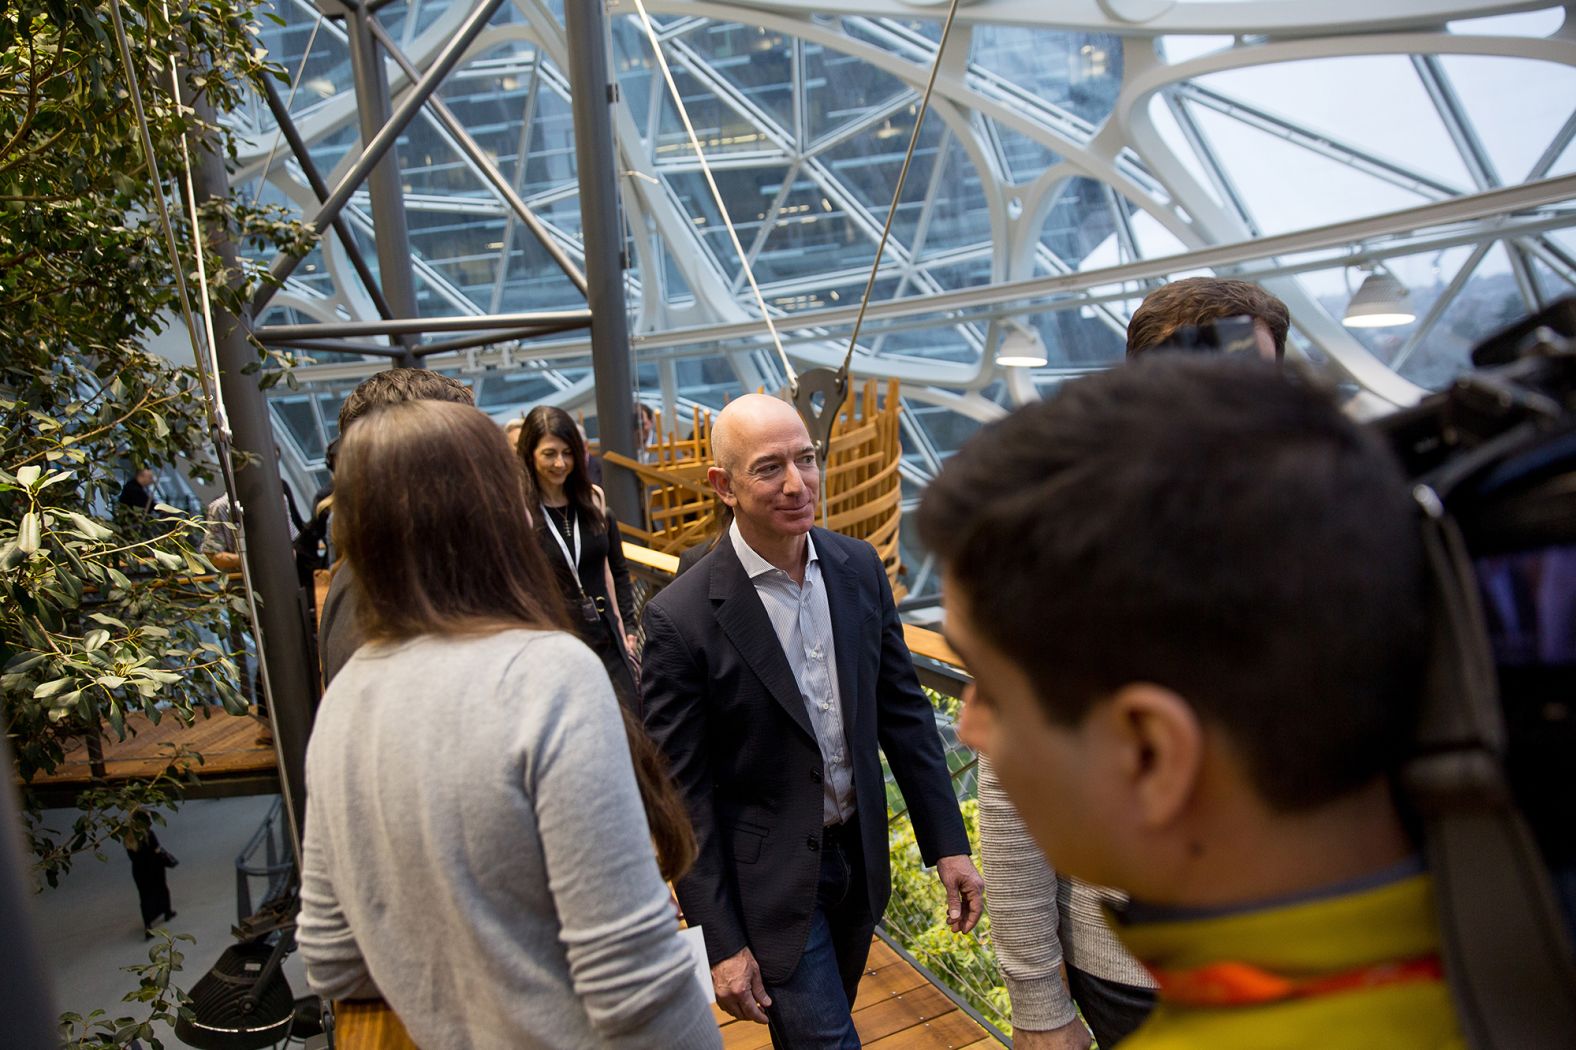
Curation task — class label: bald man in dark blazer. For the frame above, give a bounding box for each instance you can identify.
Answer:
[641,394,981,1049]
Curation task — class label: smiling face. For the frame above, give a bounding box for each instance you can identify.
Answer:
[710,396,819,542]
[531,432,576,492]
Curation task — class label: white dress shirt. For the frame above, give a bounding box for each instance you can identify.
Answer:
[730,521,855,826]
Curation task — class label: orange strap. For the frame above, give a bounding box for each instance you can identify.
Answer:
[1150,954,1444,1008]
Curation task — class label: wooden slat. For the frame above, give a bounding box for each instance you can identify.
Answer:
[903,623,964,671]
[24,707,275,788]
[864,1010,996,1049]
[709,934,1002,1050]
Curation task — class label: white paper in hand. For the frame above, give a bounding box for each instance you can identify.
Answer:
[679,926,715,1003]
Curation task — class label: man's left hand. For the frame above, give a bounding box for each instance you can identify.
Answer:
[935,854,984,934]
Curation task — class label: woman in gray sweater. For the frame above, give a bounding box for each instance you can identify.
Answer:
[299,398,719,1050]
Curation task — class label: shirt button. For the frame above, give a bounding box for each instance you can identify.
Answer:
[807,836,819,852]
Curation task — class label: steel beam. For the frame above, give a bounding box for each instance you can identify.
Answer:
[345,5,421,365]
[366,19,589,297]
[257,308,592,341]
[564,0,641,524]
[257,71,396,322]
[187,83,318,861]
[409,321,591,357]
[251,0,509,316]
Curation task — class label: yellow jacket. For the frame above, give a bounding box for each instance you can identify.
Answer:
[1115,872,1466,1049]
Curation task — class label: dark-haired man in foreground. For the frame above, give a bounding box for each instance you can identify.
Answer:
[979,276,1294,1049]
[318,367,475,683]
[921,356,1464,1048]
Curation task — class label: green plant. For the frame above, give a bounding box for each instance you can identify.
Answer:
[885,796,1013,1034]
[1,0,312,889]
[59,929,195,1049]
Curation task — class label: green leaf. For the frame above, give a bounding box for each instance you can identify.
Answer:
[67,511,114,540]
[0,544,23,571]
[34,678,73,699]
[96,674,126,690]
[152,549,184,571]
[3,652,45,674]
[17,512,40,554]
[15,465,41,488]
[84,629,111,652]
[89,612,128,629]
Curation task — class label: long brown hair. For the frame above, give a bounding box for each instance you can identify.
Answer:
[333,399,694,878]
[518,405,605,534]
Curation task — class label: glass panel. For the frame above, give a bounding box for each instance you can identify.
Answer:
[803,38,910,143]
[1032,306,1127,367]
[752,168,879,286]
[1185,102,1433,235]
[254,0,353,122]
[653,58,789,163]
[815,104,942,247]
[913,134,994,256]
[969,25,1124,130]
[1437,56,1576,182]
[679,22,796,135]
[663,164,793,278]
[1144,92,1224,210]
[1039,177,1119,270]
[1194,55,1474,191]
[984,116,1062,183]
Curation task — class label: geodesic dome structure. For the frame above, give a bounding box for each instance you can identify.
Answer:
[233,0,1576,594]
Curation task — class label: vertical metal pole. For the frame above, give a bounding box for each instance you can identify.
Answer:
[564,0,640,524]
[187,98,317,860]
[346,6,421,366]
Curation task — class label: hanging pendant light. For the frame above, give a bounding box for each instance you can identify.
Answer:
[1343,269,1415,328]
[996,320,1048,367]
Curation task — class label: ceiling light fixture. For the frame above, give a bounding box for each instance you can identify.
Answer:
[996,320,1048,367]
[1343,268,1415,328]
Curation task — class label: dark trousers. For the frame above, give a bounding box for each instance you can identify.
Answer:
[127,831,174,930]
[764,818,875,1049]
[1066,964,1157,1048]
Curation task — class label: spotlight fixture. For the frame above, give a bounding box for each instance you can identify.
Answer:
[1343,269,1415,328]
[996,320,1048,367]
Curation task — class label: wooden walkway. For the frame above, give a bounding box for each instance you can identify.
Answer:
[714,935,1002,1049]
[22,707,279,807]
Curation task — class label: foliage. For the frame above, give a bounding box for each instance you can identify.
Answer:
[59,929,195,1049]
[883,683,1010,1034]
[886,796,1013,1034]
[0,0,314,889]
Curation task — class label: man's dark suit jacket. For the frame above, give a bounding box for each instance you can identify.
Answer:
[641,527,969,984]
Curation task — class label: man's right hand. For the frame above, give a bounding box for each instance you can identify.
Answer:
[1013,1020,1093,1050]
[712,946,772,1024]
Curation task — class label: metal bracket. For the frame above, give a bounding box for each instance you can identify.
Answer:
[790,366,849,465]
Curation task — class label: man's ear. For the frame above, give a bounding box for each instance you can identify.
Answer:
[708,465,736,506]
[1106,683,1203,829]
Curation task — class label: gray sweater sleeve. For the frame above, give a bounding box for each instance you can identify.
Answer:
[522,653,722,1049]
[977,755,1079,1032]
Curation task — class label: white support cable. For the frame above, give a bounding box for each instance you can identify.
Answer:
[250,12,324,209]
[629,0,796,386]
[840,0,962,377]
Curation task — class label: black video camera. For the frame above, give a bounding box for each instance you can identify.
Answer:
[1370,297,1576,1047]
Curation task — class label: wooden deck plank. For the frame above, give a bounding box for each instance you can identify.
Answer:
[863,1009,996,1049]
[853,982,955,1044]
[23,707,276,787]
[709,934,1002,1049]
